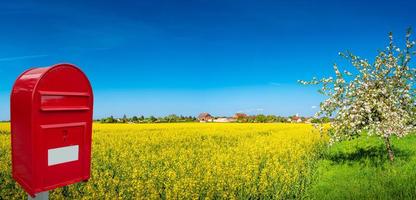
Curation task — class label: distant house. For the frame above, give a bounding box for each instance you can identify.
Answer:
[304,118,313,124]
[213,117,237,123]
[198,113,213,122]
[290,116,302,123]
[233,113,248,119]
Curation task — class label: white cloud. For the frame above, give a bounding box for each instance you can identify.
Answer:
[311,105,317,109]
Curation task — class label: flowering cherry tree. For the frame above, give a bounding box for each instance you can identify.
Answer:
[300,29,416,161]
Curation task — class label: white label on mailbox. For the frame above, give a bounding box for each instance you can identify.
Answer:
[48,145,79,166]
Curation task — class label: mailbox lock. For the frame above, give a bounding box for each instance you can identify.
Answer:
[63,130,68,142]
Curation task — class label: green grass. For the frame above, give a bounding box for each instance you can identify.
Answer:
[308,134,416,199]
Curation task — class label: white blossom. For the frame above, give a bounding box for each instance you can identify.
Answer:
[300,29,416,157]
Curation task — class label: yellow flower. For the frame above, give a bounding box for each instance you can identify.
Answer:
[0,122,325,199]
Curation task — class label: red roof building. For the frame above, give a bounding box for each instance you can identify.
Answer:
[233,113,248,119]
[198,113,213,122]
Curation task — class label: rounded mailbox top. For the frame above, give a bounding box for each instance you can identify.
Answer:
[12,63,93,97]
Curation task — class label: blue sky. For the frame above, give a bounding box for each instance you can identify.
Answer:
[0,0,415,120]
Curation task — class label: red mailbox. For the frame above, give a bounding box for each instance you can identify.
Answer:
[11,63,93,196]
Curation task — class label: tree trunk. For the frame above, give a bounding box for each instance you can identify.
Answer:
[384,136,394,162]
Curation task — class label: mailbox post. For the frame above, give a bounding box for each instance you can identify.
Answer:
[11,63,93,198]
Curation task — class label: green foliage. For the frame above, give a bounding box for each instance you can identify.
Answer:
[132,116,138,122]
[100,116,116,123]
[254,114,267,123]
[99,115,197,123]
[310,117,330,124]
[98,114,312,124]
[237,115,291,123]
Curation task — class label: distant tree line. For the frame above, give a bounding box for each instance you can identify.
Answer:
[235,115,331,123]
[236,114,288,123]
[98,114,197,123]
[309,117,331,123]
[98,114,332,124]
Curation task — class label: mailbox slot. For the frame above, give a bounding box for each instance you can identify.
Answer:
[39,91,90,111]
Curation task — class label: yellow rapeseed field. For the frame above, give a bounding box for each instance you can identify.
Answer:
[0,122,325,199]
